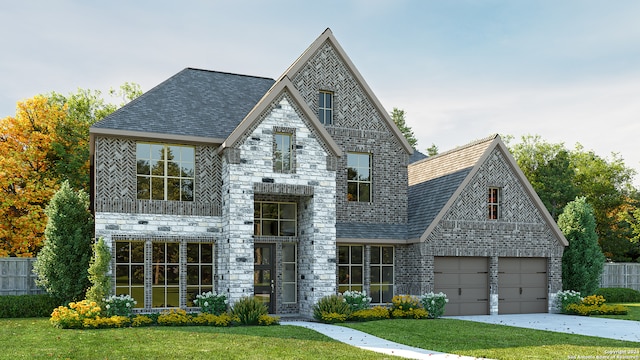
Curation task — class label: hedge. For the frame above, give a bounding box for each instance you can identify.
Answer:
[0,294,60,318]
[594,288,640,303]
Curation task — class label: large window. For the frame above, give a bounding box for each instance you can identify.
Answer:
[370,246,394,304]
[347,152,371,202]
[318,91,333,125]
[338,245,363,292]
[488,187,500,220]
[274,133,292,172]
[282,243,297,303]
[114,240,214,309]
[136,143,195,201]
[254,202,297,236]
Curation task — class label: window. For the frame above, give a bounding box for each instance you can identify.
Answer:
[254,202,297,236]
[318,91,333,125]
[136,143,194,201]
[347,153,371,202]
[274,133,292,172]
[488,187,500,220]
[114,240,214,309]
[338,245,363,292]
[282,243,297,303]
[370,246,394,304]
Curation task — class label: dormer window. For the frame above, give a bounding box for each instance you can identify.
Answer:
[318,91,333,125]
[488,187,500,220]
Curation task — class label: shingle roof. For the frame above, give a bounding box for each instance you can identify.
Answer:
[91,68,275,140]
[407,135,498,239]
[336,222,407,240]
[409,149,428,163]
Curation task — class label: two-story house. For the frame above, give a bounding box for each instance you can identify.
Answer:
[90,28,567,317]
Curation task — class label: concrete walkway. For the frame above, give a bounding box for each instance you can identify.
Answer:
[284,314,640,359]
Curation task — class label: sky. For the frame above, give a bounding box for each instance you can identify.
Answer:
[2,0,639,185]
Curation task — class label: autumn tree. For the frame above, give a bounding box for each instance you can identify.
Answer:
[390,108,418,148]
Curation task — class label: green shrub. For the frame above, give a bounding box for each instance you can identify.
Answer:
[85,237,112,308]
[192,313,237,327]
[157,309,193,326]
[555,290,583,313]
[231,296,268,325]
[257,314,280,326]
[341,290,371,311]
[595,288,640,303]
[0,294,60,318]
[350,306,390,321]
[313,295,351,323]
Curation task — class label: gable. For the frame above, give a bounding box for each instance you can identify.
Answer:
[91,68,275,141]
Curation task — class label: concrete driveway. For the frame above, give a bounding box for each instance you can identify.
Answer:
[449,313,640,342]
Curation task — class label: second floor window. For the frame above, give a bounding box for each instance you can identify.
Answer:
[136,143,195,201]
[347,152,371,202]
[274,133,292,172]
[318,91,333,125]
[488,187,500,220]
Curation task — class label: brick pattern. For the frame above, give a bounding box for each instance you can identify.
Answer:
[291,40,409,225]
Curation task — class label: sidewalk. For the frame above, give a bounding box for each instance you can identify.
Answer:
[284,320,484,360]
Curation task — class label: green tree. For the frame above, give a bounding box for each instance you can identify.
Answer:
[426,143,438,156]
[558,197,606,295]
[390,108,417,148]
[33,181,94,304]
[86,237,112,307]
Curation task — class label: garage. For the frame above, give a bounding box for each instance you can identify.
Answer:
[498,258,548,314]
[434,257,489,316]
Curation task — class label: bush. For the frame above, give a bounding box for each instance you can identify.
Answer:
[50,300,102,329]
[313,295,351,323]
[157,309,193,326]
[350,306,390,321]
[555,290,583,313]
[0,294,60,318]
[192,313,237,327]
[564,294,628,316]
[193,291,228,315]
[595,288,640,303]
[131,315,154,327]
[258,314,280,326]
[420,292,449,319]
[86,237,112,308]
[231,296,268,325]
[341,290,371,311]
[103,294,137,317]
[83,315,130,329]
[391,295,428,319]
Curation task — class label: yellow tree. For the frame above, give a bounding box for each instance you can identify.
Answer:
[0,96,65,256]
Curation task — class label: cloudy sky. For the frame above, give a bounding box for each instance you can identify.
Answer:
[2,0,639,184]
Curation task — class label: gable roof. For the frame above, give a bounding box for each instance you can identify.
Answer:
[280,28,414,155]
[219,76,342,157]
[90,68,275,143]
[408,134,569,247]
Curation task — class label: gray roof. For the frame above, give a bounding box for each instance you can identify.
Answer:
[407,167,472,239]
[409,149,428,163]
[91,68,275,140]
[337,222,407,240]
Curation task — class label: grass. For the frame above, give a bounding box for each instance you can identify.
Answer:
[342,318,640,360]
[594,303,640,321]
[0,318,397,360]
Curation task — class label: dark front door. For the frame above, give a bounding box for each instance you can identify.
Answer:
[254,243,275,313]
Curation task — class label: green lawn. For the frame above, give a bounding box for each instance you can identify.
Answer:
[0,318,397,360]
[342,318,640,360]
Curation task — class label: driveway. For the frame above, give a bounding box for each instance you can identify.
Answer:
[449,313,640,342]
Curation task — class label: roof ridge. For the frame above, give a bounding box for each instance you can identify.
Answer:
[417,133,499,163]
[185,67,274,81]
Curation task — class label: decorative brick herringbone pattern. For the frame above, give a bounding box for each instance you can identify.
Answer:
[95,137,136,201]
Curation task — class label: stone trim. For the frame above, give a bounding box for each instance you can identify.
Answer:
[253,183,314,196]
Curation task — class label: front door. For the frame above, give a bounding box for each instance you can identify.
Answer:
[254,243,275,313]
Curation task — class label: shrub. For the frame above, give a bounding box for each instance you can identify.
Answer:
[350,306,390,321]
[319,312,348,323]
[555,290,583,313]
[566,303,628,316]
[131,315,154,327]
[83,315,130,329]
[391,308,429,319]
[157,309,193,326]
[595,288,640,303]
[258,314,280,326]
[341,290,371,311]
[391,295,420,311]
[86,237,112,308]
[0,294,60,318]
[193,291,228,315]
[313,295,351,323]
[192,313,236,326]
[50,300,102,329]
[231,296,268,325]
[581,295,605,307]
[420,292,449,319]
[103,294,137,317]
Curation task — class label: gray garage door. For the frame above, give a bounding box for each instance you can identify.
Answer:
[434,257,489,316]
[498,257,548,314]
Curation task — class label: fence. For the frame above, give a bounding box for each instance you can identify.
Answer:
[600,263,640,291]
[0,258,45,295]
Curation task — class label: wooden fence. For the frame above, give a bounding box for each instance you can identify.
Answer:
[600,263,640,291]
[0,258,45,295]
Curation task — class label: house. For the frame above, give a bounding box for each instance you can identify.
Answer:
[89,28,567,317]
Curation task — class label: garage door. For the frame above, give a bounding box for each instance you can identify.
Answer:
[434,257,489,316]
[498,258,547,314]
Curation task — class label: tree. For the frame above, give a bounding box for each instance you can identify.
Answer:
[390,108,417,148]
[33,181,94,304]
[558,197,606,295]
[426,143,439,156]
[86,237,112,307]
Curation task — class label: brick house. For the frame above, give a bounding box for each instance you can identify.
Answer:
[90,29,567,317]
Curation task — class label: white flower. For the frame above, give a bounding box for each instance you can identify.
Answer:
[105,304,110,309]
[126,303,131,307]
[204,302,209,307]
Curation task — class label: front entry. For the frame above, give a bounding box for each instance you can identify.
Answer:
[254,243,275,313]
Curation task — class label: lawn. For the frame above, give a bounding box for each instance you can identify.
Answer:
[342,318,640,360]
[0,318,397,360]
